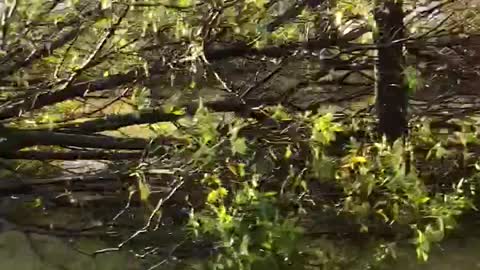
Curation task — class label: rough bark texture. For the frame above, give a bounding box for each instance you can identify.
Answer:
[374,0,407,141]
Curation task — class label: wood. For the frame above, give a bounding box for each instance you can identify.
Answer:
[374,0,408,141]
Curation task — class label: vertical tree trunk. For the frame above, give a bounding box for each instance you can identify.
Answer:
[373,0,407,141]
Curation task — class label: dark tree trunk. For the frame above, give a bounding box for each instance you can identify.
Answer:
[374,0,407,141]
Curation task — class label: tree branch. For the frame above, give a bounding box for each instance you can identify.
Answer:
[0,149,143,160]
[0,7,109,77]
[0,69,141,120]
[53,109,182,133]
[266,0,323,32]
[0,34,372,121]
[0,128,151,151]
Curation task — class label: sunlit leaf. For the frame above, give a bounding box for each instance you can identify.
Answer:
[138,177,151,202]
[101,0,111,10]
[231,137,248,155]
[237,163,246,178]
[271,105,291,121]
[284,145,292,159]
[207,187,229,204]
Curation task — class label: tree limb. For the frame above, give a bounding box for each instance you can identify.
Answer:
[52,109,183,133]
[0,35,371,121]
[0,69,141,120]
[0,149,143,160]
[0,128,152,151]
[266,0,324,32]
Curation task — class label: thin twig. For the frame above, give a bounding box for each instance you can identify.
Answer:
[0,0,17,50]
[93,180,184,255]
[240,59,287,99]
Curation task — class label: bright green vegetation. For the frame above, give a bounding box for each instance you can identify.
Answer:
[169,107,477,269]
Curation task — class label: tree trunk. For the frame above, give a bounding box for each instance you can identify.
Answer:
[374,0,407,141]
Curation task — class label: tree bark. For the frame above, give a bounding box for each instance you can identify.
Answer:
[374,0,408,141]
[0,128,151,151]
[0,150,143,160]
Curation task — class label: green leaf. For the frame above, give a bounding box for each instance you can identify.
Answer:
[137,177,151,202]
[311,113,343,145]
[475,162,480,171]
[237,163,246,178]
[100,0,111,9]
[263,191,277,197]
[28,197,43,208]
[231,137,248,155]
[201,174,222,187]
[172,107,186,115]
[404,65,423,94]
[207,187,229,204]
[284,145,292,159]
[228,164,238,176]
[427,143,448,160]
[177,0,192,7]
[239,235,250,256]
[271,105,291,121]
[425,223,444,242]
